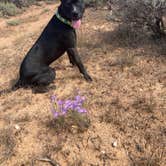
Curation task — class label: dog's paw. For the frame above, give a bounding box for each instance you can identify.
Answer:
[84,74,93,82]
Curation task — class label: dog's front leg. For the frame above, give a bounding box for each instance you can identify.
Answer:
[68,53,75,66]
[67,48,92,82]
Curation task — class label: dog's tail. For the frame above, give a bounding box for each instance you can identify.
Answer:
[0,79,22,96]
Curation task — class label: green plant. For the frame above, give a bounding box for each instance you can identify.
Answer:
[40,8,50,14]
[50,95,90,133]
[7,19,21,26]
[0,2,19,16]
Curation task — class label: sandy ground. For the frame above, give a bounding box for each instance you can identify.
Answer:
[0,2,166,166]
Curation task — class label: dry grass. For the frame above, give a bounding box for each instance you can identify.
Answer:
[6,19,21,26]
[6,14,40,26]
[47,111,90,134]
[0,127,16,164]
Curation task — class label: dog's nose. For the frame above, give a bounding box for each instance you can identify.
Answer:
[72,11,79,18]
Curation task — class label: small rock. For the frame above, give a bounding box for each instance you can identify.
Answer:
[101,150,106,154]
[112,141,118,147]
[14,124,20,131]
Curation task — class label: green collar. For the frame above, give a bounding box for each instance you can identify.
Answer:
[55,11,72,27]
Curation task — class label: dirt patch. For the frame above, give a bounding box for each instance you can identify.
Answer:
[0,2,166,166]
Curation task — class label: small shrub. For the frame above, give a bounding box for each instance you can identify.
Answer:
[7,19,21,26]
[110,0,166,38]
[132,97,156,113]
[45,0,57,5]
[9,0,38,8]
[85,0,107,7]
[113,53,135,69]
[0,2,19,16]
[40,8,50,14]
[0,127,15,164]
[50,95,90,133]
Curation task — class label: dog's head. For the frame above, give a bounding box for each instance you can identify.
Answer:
[58,0,85,21]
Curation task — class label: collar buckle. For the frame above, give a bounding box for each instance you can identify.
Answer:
[55,12,72,27]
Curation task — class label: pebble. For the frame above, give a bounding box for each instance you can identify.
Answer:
[14,124,21,131]
[112,141,118,147]
[101,150,106,154]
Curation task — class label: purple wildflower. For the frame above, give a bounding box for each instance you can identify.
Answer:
[50,107,59,118]
[57,100,63,111]
[75,95,85,104]
[53,111,59,118]
[74,106,87,113]
[50,95,56,103]
[50,94,87,119]
[63,100,74,111]
[77,108,87,113]
[61,109,67,115]
[57,100,63,106]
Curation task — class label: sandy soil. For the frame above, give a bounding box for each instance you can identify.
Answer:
[0,2,166,166]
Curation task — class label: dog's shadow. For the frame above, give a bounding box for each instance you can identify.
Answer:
[0,77,56,96]
[31,84,56,94]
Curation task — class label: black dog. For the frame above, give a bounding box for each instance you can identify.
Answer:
[14,0,92,89]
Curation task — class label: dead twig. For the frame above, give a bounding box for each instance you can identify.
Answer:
[32,157,61,166]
